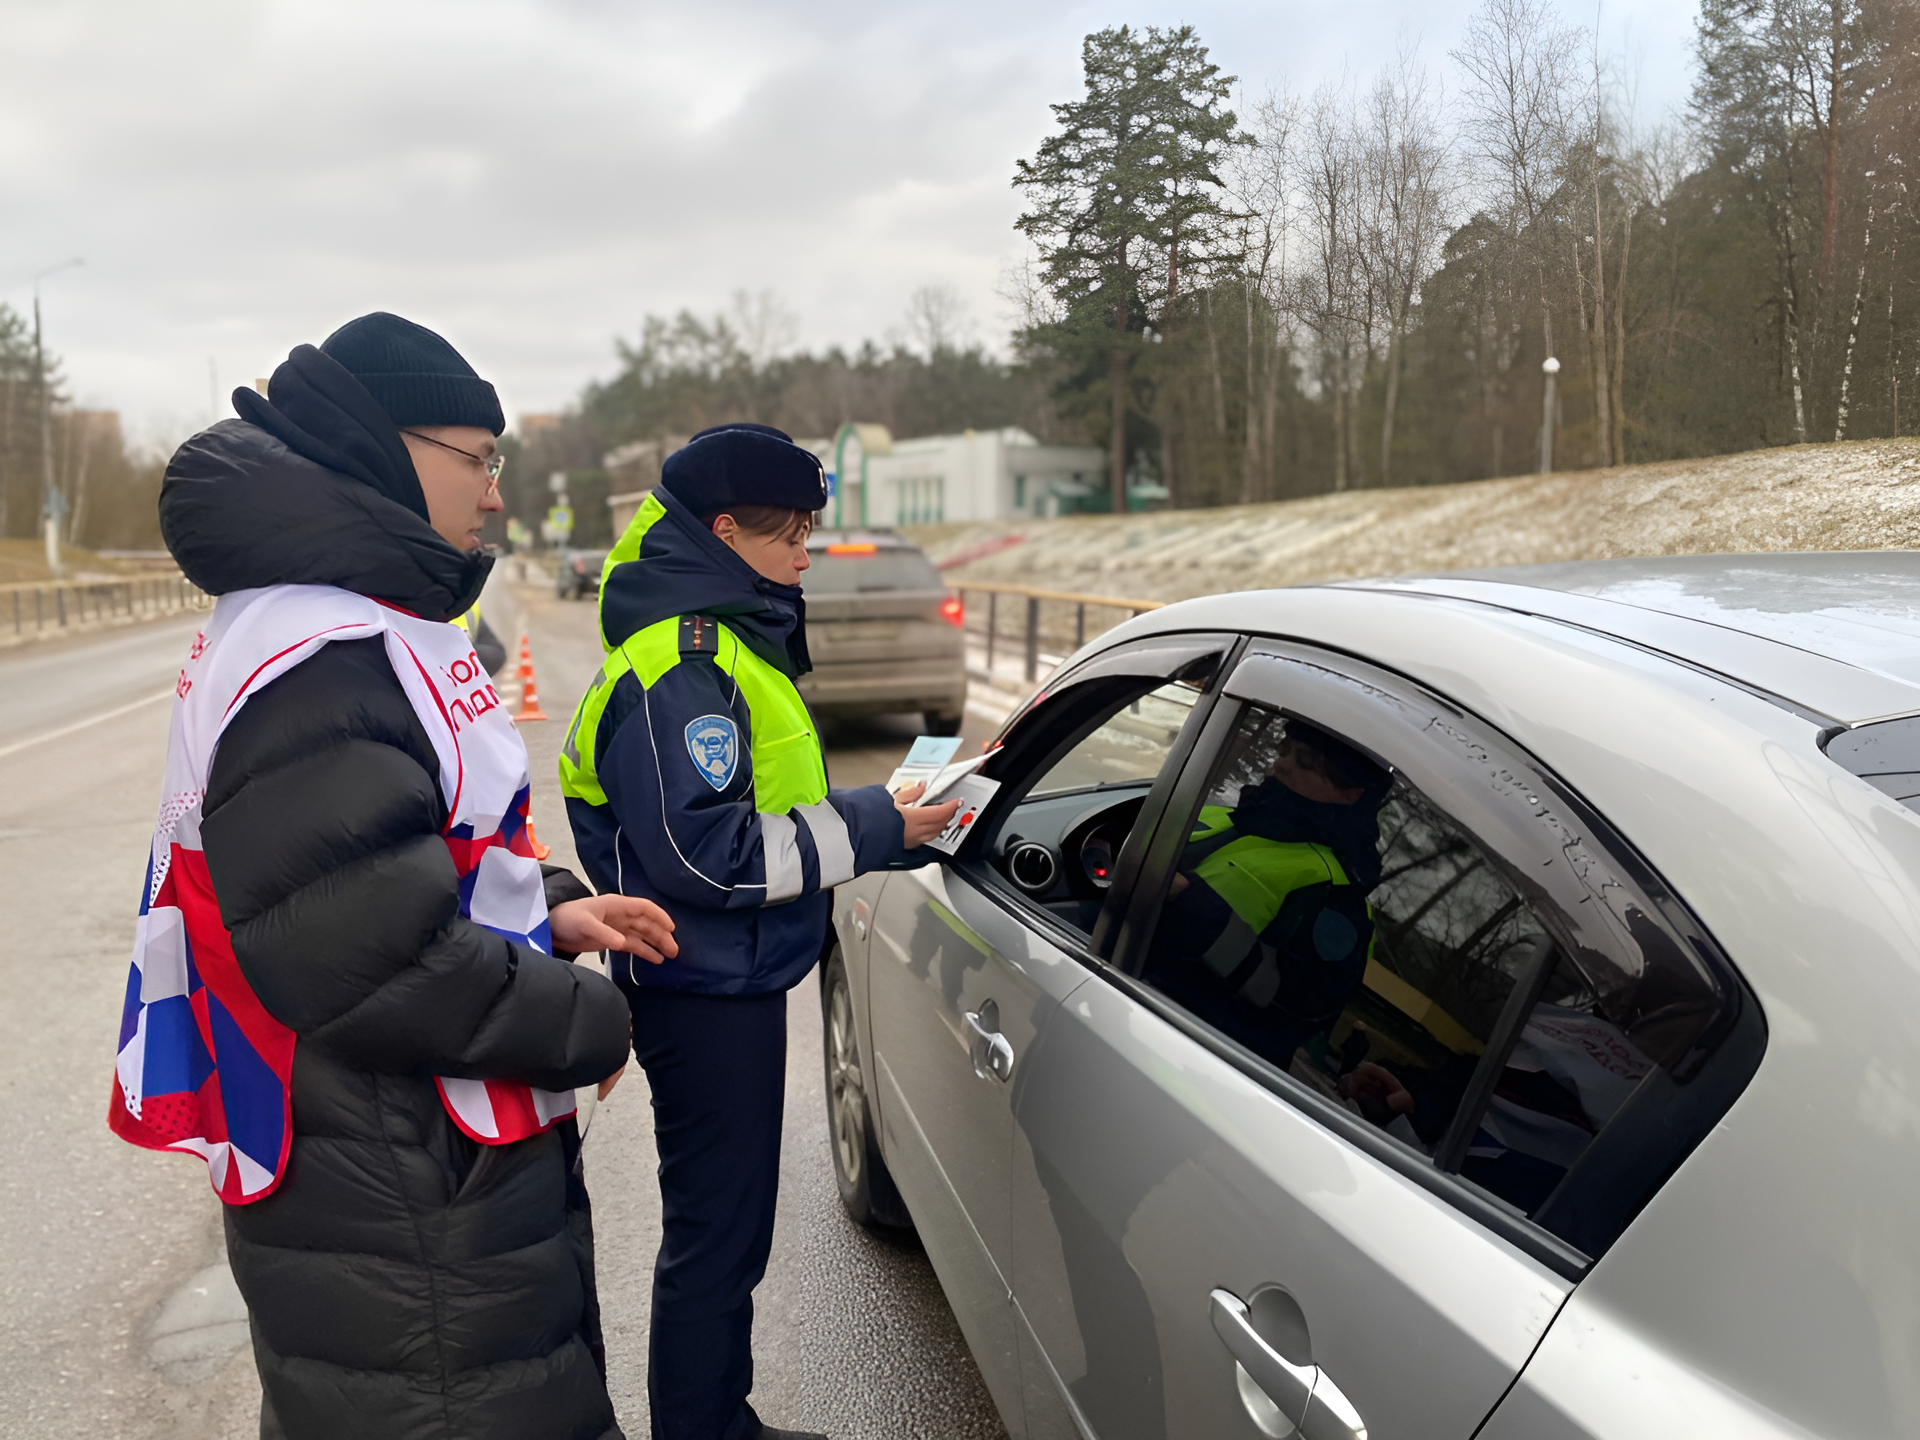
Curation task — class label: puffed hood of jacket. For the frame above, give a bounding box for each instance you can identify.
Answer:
[160,418,491,624]
[597,486,810,677]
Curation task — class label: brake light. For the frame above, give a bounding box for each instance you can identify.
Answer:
[826,543,879,555]
[938,595,964,628]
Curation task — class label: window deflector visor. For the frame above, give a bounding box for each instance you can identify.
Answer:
[991,632,1238,740]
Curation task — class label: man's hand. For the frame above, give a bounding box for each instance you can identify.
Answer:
[1338,1061,1415,1126]
[894,780,964,849]
[549,894,679,964]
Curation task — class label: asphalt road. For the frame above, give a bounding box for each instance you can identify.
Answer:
[0,585,1007,1440]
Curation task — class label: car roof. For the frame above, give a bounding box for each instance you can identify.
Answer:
[1119,552,1920,727]
[1343,552,1920,725]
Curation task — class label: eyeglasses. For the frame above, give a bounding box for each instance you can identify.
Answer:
[401,430,506,484]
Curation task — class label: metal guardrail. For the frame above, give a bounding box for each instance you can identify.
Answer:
[952,579,1165,684]
[1,574,213,640]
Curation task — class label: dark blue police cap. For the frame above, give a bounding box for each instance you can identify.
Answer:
[659,423,828,516]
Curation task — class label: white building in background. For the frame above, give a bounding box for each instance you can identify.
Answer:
[812,425,1106,528]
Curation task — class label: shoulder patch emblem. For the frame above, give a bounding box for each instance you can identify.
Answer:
[684,714,740,790]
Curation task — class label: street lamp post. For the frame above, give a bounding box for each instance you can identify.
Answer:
[32,258,83,575]
[1539,356,1561,474]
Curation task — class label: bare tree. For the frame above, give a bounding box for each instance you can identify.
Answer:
[1361,45,1451,485]
[1226,86,1300,501]
[730,289,798,372]
[904,284,971,357]
[1297,77,1373,490]
[997,246,1067,334]
[60,409,105,546]
[1573,36,1617,466]
[1454,0,1583,369]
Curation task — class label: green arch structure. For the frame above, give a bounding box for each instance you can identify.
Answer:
[831,422,893,528]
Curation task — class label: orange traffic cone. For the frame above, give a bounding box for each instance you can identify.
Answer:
[515,635,549,722]
[524,817,553,861]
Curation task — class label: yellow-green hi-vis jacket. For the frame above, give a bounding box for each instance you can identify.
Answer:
[559,490,911,995]
[1177,804,1375,1020]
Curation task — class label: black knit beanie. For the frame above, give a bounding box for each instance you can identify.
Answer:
[319,312,505,435]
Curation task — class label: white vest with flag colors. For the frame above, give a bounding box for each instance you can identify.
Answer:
[108,584,575,1205]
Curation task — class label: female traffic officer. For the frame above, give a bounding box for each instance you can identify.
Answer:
[560,423,959,1440]
[111,313,675,1440]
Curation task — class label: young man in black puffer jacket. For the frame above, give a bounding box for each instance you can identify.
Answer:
[135,313,674,1440]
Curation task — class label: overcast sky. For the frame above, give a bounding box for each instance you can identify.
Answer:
[1,0,1702,445]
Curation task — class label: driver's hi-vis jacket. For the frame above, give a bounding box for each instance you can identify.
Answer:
[560,491,909,995]
[1182,804,1375,1024]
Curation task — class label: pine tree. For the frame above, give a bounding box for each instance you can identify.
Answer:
[1013,25,1242,511]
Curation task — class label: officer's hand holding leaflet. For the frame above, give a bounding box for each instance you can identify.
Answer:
[894,778,963,848]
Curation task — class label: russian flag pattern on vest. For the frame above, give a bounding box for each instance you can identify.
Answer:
[109,585,575,1204]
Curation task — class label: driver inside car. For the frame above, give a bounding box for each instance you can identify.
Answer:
[1142,718,1391,1068]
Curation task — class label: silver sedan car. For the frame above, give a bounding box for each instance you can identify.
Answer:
[819,552,1920,1440]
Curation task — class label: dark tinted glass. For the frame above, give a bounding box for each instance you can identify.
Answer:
[1139,698,1749,1256]
[804,549,942,594]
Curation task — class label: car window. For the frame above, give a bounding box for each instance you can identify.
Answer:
[1136,696,1756,1259]
[1028,682,1201,799]
[804,548,942,593]
[978,667,1217,939]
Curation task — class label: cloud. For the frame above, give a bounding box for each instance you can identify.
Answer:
[0,0,1699,433]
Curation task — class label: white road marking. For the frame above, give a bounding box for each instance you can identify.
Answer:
[0,688,172,760]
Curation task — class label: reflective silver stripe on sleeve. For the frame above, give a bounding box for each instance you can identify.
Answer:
[1201,911,1258,976]
[797,799,857,888]
[761,813,803,904]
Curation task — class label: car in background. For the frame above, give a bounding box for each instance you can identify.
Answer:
[554,546,610,601]
[820,551,1920,1440]
[798,528,966,735]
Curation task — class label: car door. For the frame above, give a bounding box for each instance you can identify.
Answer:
[866,633,1237,1434]
[1007,641,1761,1440]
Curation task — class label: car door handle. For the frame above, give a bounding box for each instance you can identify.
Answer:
[963,1010,1014,1082]
[1209,1290,1368,1440]
[1298,1373,1366,1440]
[1210,1289,1315,1427]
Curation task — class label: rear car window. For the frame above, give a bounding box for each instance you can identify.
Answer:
[804,547,942,594]
[1136,664,1764,1265]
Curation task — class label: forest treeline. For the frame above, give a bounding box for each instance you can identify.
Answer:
[495,289,1078,538]
[538,0,1919,519]
[0,305,163,552]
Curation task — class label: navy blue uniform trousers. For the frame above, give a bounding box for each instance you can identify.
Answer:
[626,984,789,1440]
